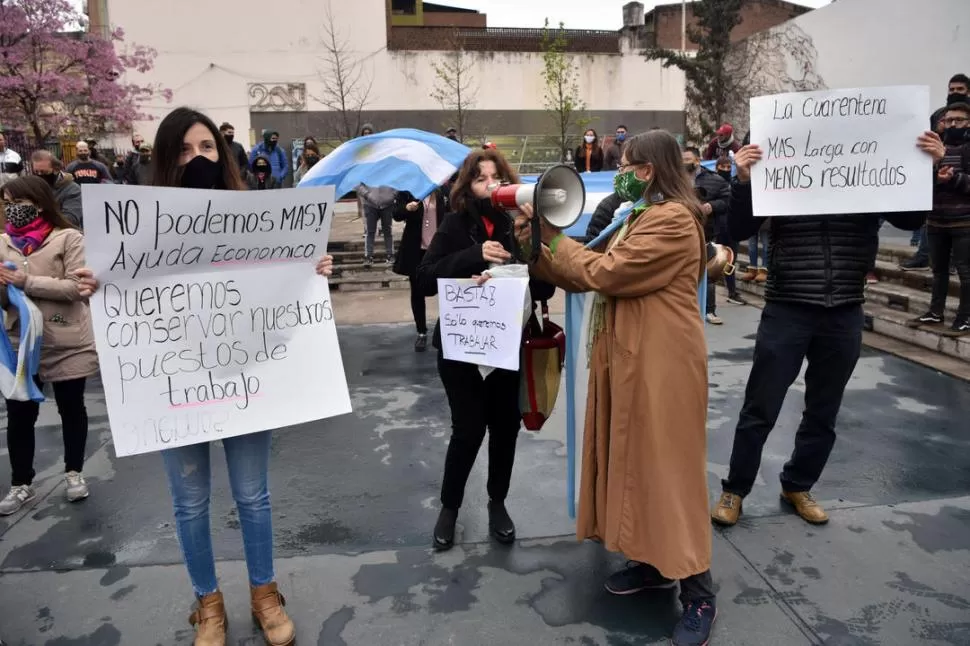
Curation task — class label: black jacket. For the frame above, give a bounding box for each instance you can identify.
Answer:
[928,143,970,226]
[416,201,556,350]
[586,192,624,241]
[692,167,731,243]
[574,145,604,173]
[392,189,446,276]
[729,181,925,307]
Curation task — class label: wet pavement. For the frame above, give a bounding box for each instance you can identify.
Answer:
[1,304,968,645]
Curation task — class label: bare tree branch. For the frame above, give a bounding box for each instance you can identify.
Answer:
[430,30,477,142]
[314,0,374,141]
[541,19,586,162]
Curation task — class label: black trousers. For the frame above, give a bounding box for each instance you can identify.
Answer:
[722,302,862,497]
[6,377,89,487]
[437,355,520,510]
[409,250,427,334]
[680,570,716,605]
[927,226,970,320]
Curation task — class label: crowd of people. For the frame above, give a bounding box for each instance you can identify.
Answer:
[0,71,967,645]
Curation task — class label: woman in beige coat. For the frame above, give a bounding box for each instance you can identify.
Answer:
[520,130,716,646]
[0,175,99,516]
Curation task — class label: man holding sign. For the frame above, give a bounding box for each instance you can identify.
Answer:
[712,87,938,529]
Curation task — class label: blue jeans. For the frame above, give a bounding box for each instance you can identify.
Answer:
[748,231,768,267]
[162,431,274,597]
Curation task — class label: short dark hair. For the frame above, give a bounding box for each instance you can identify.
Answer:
[616,124,628,131]
[219,122,234,132]
[949,74,970,86]
[946,99,970,117]
[153,107,245,190]
[684,146,701,158]
[2,176,77,229]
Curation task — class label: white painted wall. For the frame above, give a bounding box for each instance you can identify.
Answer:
[105,0,685,146]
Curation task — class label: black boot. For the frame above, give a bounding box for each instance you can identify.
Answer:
[433,507,458,551]
[488,500,515,544]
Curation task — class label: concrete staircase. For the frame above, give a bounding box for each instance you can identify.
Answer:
[327,238,408,291]
[731,241,969,364]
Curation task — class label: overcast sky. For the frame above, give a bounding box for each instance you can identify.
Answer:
[439,0,832,30]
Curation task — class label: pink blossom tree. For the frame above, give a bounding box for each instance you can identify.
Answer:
[0,0,171,144]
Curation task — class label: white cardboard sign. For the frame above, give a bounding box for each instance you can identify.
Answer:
[437,277,529,370]
[750,85,933,216]
[80,184,351,457]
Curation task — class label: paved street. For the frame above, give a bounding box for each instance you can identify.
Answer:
[1,303,968,645]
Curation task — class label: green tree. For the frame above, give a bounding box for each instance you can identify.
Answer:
[644,0,743,141]
[541,20,586,162]
[430,30,477,142]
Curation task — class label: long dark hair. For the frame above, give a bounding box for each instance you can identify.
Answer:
[152,107,245,190]
[2,176,77,230]
[622,130,703,222]
[449,149,520,215]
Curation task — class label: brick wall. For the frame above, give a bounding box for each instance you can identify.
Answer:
[388,26,621,53]
[423,12,486,28]
[650,0,808,50]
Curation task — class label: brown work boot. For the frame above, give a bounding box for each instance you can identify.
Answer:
[251,582,295,646]
[755,267,768,283]
[781,491,829,525]
[188,591,227,646]
[711,492,743,526]
[740,267,758,281]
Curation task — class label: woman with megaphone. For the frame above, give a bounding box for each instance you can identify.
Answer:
[415,148,555,552]
[516,130,717,646]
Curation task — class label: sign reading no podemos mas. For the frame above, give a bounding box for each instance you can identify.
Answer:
[750,85,932,217]
[81,185,351,457]
[437,277,529,371]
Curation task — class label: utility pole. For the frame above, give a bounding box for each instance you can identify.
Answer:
[681,0,687,51]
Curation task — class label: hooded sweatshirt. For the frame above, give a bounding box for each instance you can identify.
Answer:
[248,130,288,184]
[246,155,280,191]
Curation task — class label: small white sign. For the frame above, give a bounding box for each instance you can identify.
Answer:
[81,184,352,457]
[437,277,529,370]
[750,85,933,216]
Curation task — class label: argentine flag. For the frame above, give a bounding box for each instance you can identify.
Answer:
[560,200,708,518]
[0,262,45,403]
[298,128,472,200]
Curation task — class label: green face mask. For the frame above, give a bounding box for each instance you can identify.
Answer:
[613,170,648,203]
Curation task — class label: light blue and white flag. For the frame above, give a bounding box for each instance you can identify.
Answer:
[562,209,707,518]
[298,129,472,200]
[520,171,617,238]
[0,262,45,402]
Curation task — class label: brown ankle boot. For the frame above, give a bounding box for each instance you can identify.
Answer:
[251,582,295,646]
[188,591,227,646]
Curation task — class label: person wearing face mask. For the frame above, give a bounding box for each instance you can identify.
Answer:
[28,150,83,227]
[521,130,716,646]
[248,129,289,187]
[65,142,112,185]
[247,155,280,190]
[931,74,969,133]
[703,124,741,161]
[683,146,731,325]
[131,143,155,186]
[293,143,321,185]
[415,148,555,553]
[0,176,99,517]
[602,125,627,171]
[574,129,604,173]
[218,123,250,176]
[0,133,25,187]
[714,156,745,306]
[907,99,970,334]
[121,133,144,184]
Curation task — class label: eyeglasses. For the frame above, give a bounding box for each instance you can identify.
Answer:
[942,117,969,126]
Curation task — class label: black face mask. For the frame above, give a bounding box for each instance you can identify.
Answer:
[224,134,234,145]
[305,156,319,168]
[718,170,732,182]
[77,153,90,161]
[947,92,967,106]
[267,140,277,150]
[180,155,224,189]
[943,127,970,145]
[255,165,270,176]
[139,155,151,164]
[38,172,58,187]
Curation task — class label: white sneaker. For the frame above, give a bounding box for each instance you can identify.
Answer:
[0,485,36,515]
[706,313,724,325]
[65,471,89,502]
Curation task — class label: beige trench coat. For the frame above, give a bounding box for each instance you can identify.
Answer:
[532,201,711,580]
[1,228,99,383]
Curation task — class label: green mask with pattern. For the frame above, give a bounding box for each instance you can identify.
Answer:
[613,170,649,203]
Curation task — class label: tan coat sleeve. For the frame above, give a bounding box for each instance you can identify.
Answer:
[542,205,699,298]
[530,248,590,293]
[24,230,84,302]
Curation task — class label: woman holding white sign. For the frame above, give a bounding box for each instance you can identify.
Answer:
[0,176,99,516]
[415,148,555,552]
[75,107,336,646]
[518,131,717,646]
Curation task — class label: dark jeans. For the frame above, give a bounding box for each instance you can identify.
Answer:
[410,250,427,334]
[364,205,394,259]
[722,302,863,497]
[6,377,88,486]
[680,570,716,605]
[437,355,520,510]
[927,227,970,320]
